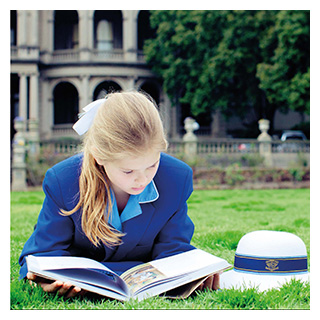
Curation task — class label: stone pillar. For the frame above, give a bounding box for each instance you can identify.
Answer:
[12,118,27,191]
[39,11,54,63]
[81,74,90,109]
[257,119,273,167]
[28,73,40,156]
[79,11,92,61]
[29,73,39,121]
[17,11,27,47]
[47,11,54,52]
[40,80,51,139]
[87,11,94,50]
[159,94,171,138]
[183,117,199,159]
[171,102,179,139]
[127,76,136,90]
[30,10,39,47]
[18,74,28,131]
[123,11,137,62]
[47,96,54,139]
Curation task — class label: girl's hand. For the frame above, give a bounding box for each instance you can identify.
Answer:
[197,273,220,291]
[27,272,85,298]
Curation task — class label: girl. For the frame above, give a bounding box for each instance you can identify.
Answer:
[19,91,219,298]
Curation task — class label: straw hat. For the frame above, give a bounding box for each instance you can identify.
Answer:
[220,230,309,291]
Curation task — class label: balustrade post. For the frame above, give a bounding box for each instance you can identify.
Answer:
[11,118,28,191]
[257,119,273,167]
[183,117,199,159]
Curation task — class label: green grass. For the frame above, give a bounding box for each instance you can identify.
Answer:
[10,189,310,310]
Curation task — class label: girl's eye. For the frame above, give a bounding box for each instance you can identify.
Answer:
[123,170,133,175]
[149,161,159,169]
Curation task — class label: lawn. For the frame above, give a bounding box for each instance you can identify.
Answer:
[10,189,310,310]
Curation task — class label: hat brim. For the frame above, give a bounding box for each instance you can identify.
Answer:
[220,269,309,292]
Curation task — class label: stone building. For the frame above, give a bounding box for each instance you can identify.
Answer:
[10,10,309,144]
[10,10,179,142]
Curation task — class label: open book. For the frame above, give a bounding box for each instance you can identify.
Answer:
[26,249,231,301]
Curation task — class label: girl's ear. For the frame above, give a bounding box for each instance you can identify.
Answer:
[94,156,104,166]
[91,148,104,166]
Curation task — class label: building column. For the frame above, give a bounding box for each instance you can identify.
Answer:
[17,10,27,46]
[127,77,136,90]
[28,73,40,156]
[40,10,54,64]
[47,11,54,52]
[78,11,87,49]
[48,95,54,139]
[88,11,94,49]
[81,74,90,110]
[29,73,39,121]
[123,11,137,62]
[171,104,179,139]
[18,73,28,129]
[30,10,39,47]
[79,11,92,60]
[160,94,172,138]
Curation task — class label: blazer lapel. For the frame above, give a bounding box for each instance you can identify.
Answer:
[110,202,155,261]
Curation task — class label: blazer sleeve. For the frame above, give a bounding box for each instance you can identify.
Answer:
[151,166,195,260]
[18,168,76,279]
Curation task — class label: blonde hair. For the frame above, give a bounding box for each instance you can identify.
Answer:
[62,91,168,247]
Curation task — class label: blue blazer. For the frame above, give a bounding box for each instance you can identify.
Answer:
[19,153,195,278]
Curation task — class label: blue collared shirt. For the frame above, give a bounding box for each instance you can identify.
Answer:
[107,180,159,231]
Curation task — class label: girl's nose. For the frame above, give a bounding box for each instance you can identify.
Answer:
[135,172,148,185]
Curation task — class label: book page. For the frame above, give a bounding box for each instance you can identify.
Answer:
[27,255,113,272]
[120,249,229,297]
[120,263,166,294]
[27,255,130,298]
[149,249,225,277]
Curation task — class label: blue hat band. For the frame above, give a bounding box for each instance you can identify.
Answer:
[234,254,308,274]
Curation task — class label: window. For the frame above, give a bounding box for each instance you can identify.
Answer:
[53,82,79,124]
[94,11,123,50]
[54,10,79,50]
[10,10,17,46]
[93,81,122,100]
[96,20,114,50]
[137,11,155,51]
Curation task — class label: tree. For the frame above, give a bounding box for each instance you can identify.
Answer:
[190,10,275,119]
[144,10,310,135]
[144,11,224,109]
[144,11,204,102]
[256,10,310,116]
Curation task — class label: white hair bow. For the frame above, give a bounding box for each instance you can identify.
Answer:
[73,99,106,135]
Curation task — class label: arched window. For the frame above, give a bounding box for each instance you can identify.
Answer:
[10,10,17,46]
[94,11,123,50]
[139,81,160,105]
[53,82,79,125]
[96,20,113,50]
[10,74,19,140]
[54,10,79,50]
[93,81,122,100]
[137,11,155,51]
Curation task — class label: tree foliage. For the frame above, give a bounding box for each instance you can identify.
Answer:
[144,10,310,130]
[256,10,310,115]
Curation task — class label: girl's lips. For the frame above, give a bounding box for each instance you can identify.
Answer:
[132,186,146,191]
